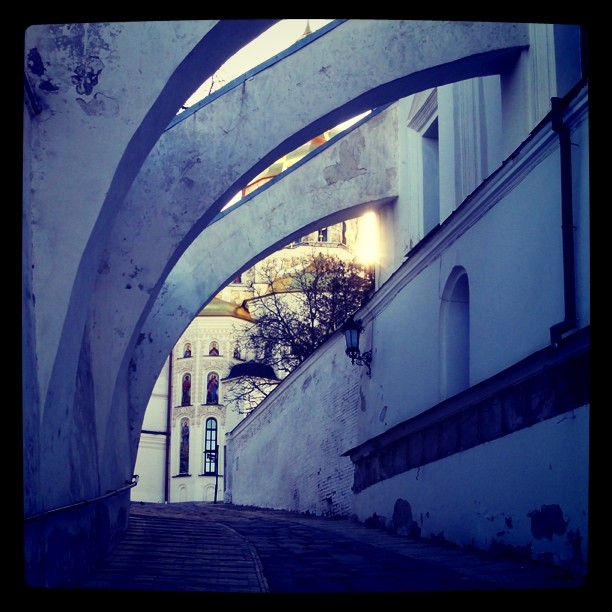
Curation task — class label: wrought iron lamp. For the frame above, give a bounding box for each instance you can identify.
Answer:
[341,316,372,376]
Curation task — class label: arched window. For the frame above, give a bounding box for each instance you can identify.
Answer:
[440,267,470,399]
[181,373,192,406]
[318,227,328,242]
[204,418,218,475]
[209,341,220,356]
[183,343,192,358]
[179,417,190,474]
[341,221,347,245]
[206,371,220,404]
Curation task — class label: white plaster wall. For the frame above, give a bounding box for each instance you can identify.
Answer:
[24,21,219,420]
[365,271,442,433]
[141,358,170,432]
[571,107,590,331]
[361,92,590,442]
[224,60,589,572]
[352,405,589,567]
[466,154,564,379]
[132,435,166,503]
[132,358,169,503]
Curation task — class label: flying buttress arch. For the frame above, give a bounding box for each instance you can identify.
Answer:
[92,19,528,475]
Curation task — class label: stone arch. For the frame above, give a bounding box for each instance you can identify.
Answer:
[37,19,529,501]
[124,20,528,444]
[128,103,399,420]
[39,19,276,433]
[203,484,216,502]
[35,20,279,502]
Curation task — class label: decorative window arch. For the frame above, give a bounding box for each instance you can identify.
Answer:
[206,371,220,404]
[202,484,216,502]
[183,342,192,358]
[179,417,190,474]
[209,341,220,356]
[439,266,470,399]
[177,484,188,502]
[203,417,218,475]
[181,373,192,406]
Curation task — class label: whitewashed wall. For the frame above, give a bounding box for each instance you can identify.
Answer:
[225,82,590,573]
[227,332,362,517]
[353,405,589,565]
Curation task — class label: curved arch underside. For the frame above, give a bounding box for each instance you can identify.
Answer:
[42,20,530,481]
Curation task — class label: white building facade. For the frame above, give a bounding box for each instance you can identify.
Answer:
[132,298,252,504]
[133,218,364,504]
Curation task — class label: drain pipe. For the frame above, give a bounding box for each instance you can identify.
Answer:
[164,350,173,502]
[549,95,577,349]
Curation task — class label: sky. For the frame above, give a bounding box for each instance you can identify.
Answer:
[184,20,333,108]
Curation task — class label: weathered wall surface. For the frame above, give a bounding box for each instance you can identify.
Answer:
[23,18,587,587]
[225,82,590,575]
[23,19,278,587]
[353,403,589,572]
[227,339,589,572]
[227,333,362,517]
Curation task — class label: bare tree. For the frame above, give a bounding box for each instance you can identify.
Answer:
[225,251,373,413]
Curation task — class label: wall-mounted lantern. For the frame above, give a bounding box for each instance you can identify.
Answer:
[341,316,372,376]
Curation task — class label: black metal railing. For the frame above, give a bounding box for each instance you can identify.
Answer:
[24,475,139,523]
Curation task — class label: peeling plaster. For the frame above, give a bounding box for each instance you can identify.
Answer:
[323,137,367,185]
[302,374,313,392]
[76,92,119,117]
[528,504,568,540]
[566,528,584,566]
[379,405,387,422]
[26,48,45,77]
[71,56,104,96]
[392,498,421,537]
[26,48,58,94]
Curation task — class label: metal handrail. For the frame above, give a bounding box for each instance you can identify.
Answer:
[24,475,139,523]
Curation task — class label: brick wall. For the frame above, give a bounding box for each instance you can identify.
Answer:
[227,330,361,517]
